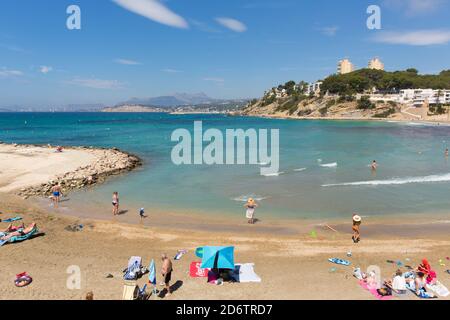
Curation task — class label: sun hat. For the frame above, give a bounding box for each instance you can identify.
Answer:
[352,214,362,222]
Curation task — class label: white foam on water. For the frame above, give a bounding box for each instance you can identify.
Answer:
[232,195,268,202]
[320,162,337,168]
[322,173,450,187]
[293,168,307,172]
[262,172,284,177]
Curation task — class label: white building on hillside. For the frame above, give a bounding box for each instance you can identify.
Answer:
[399,89,450,106]
[368,58,384,70]
[337,58,355,74]
[306,81,323,95]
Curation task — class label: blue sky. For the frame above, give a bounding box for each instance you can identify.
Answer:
[1,0,449,108]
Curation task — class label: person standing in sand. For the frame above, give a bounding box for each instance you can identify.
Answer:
[51,183,63,208]
[161,254,173,296]
[112,192,119,216]
[244,198,258,224]
[352,214,362,243]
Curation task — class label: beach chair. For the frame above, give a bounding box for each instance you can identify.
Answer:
[122,280,139,300]
[123,256,147,280]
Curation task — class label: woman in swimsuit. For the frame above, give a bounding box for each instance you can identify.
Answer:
[244,198,258,224]
[352,214,362,243]
[112,192,119,216]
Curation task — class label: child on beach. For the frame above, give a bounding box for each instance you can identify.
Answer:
[352,214,362,243]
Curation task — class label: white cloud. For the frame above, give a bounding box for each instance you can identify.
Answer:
[215,17,247,32]
[40,66,53,74]
[162,68,182,73]
[320,26,339,36]
[383,0,444,15]
[373,29,450,46]
[203,77,225,84]
[112,0,188,29]
[67,77,124,89]
[0,68,23,77]
[114,58,141,65]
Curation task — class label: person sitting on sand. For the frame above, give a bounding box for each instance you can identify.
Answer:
[417,258,432,276]
[414,272,428,296]
[244,198,258,224]
[385,269,407,294]
[85,291,94,300]
[56,146,63,153]
[112,192,119,216]
[352,214,362,243]
[51,183,63,208]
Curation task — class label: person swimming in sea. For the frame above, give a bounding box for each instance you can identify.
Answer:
[371,160,378,171]
[50,183,62,208]
[244,198,258,224]
[112,192,119,216]
[445,148,449,158]
[352,214,362,243]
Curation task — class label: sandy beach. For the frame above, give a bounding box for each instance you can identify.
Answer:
[0,144,449,300]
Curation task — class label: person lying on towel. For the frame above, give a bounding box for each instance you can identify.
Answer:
[0,223,36,241]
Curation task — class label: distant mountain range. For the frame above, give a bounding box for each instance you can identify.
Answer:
[117,92,247,108]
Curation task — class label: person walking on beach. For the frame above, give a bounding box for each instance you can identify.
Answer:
[112,192,119,216]
[352,213,362,243]
[161,254,173,296]
[244,198,258,224]
[139,208,147,223]
[51,183,63,208]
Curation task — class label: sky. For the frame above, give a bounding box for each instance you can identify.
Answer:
[0,0,450,109]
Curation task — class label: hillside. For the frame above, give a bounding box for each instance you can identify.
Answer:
[242,69,450,121]
[243,94,404,120]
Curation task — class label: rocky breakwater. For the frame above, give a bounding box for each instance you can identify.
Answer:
[18,147,142,199]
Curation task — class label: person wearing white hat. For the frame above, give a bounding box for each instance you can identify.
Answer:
[352,214,362,243]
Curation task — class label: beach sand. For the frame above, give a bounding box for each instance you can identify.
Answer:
[0,145,449,300]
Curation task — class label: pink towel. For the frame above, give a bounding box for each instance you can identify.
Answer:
[359,280,393,300]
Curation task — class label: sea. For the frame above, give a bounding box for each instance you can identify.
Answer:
[1,112,450,221]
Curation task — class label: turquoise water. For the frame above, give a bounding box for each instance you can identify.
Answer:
[1,112,450,220]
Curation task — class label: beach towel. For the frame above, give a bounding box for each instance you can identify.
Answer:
[231,263,261,283]
[2,217,22,223]
[189,261,210,278]
[174,249,187,261]
[328,258,351,266]
[0,226,38,247]
[359,280,393,300]
[405,281,435,298]
[426,281,450,297]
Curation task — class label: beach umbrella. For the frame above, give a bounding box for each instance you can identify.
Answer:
[201,246,235,270]
[148,259,157,299]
